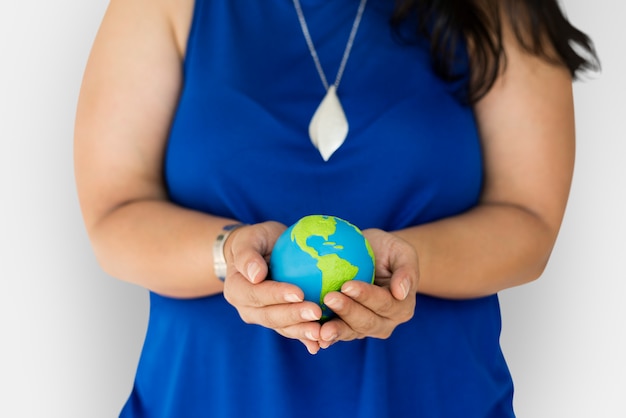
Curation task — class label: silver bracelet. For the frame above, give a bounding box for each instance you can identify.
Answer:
[213,223,246,281]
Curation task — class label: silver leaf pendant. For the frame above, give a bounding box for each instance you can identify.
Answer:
[308,85,349,161]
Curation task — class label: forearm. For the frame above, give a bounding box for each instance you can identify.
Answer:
[394,202,557,299]
[89,199,234,298]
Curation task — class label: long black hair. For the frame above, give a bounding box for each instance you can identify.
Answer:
[391,0,600,103]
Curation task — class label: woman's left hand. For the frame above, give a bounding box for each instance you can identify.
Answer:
[318,229,420,348]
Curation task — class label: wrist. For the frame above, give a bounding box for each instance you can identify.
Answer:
[213,223,246,281]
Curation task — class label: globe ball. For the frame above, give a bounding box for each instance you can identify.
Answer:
[270,215,375,320]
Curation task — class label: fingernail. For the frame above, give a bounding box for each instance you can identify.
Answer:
[285,293,303,303]
[306,345,319,355]
[325,295,343,310]
[400,278,410,300]
[247,262,260,282]
[305,331,317,341]
[301,309,319,321]
[342,284,358,298]
[320,340,335,349]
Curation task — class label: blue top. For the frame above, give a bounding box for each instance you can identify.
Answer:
[120,0,515,417]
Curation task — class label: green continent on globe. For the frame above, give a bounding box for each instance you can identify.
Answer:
[290,216,359,306]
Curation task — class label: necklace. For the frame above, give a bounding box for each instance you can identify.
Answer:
[293,0,368,161]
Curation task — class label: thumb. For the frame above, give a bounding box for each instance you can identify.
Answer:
[227,222,286,283]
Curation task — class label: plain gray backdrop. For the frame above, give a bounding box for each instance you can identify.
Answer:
[1,0,624,416]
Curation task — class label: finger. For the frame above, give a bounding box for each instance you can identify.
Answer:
[238,300,323,329]
[276,322,322,346]
[322,291,386,339]
[341,280,399,318]
[229,237,268,284]
[388,265,415,301]
[300,339,321,355]
[228,222,285,283]
[384,244,419,301]
[223,271,305,308]
[367,232,419,301]
[318,315,358,344]
[318,339,335,350]
[341,280,415,325]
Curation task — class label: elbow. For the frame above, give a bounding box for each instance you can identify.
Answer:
[525,254,551,284]
[531,240,558,282]
[499,208,561,291]
[518,225,560,287]
[83,209,134,283]
[88,225,125,281]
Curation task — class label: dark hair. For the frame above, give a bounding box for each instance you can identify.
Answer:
[391,0,600,103]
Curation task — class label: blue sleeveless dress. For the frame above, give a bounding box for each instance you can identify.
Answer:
[120,0,515,416]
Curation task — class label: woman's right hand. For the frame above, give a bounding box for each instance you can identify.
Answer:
[222,221,325,354]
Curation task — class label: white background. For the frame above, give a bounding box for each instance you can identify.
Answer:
[1,1,624,417]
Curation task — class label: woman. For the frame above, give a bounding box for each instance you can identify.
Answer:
[74,0,598,416]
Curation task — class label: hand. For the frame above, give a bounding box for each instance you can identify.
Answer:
[318,228,419,349]
[221,221,325,354]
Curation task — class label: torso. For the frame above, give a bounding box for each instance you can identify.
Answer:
[120,2,515,417]
[163,0,483,228]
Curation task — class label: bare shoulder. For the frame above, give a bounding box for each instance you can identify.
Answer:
[98,0,195,57]
[473,14,575,235]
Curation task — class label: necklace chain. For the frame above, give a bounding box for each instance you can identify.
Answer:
[293,0,368,91]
